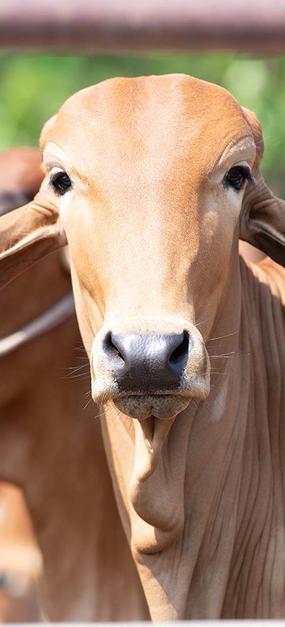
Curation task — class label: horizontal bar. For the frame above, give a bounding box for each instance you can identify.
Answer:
[0,0,285,53]
[6,622,285,626]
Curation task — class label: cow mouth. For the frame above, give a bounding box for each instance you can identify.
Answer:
[113,393,190,420]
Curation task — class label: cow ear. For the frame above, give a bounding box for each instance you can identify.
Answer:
[0,196,66,290]
[240,107,285,267]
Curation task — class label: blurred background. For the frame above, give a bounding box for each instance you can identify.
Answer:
[0,51,284,193]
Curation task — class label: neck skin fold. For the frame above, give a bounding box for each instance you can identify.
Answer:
[99,258,247,619]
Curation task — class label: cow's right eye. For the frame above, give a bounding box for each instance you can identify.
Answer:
[51,171,72,195]
[223,165,252,192]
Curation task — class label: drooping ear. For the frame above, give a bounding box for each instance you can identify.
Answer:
[240,107,285,267]
[0,196,66,290]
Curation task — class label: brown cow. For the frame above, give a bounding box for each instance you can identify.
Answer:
[0,75,285,619]
[0,148,147,621]
[0,482,43,622]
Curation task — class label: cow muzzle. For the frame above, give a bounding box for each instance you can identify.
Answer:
[91,322,210,419]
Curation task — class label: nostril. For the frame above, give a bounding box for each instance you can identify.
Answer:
[168,330,189,371]
[103,332,125,364]
[101,330,190,391]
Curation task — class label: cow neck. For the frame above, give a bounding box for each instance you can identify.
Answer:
[221,258,285,618]
[100,258,245,618]
[102,257,285,619]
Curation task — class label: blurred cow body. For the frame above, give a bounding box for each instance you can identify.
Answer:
[0,148,147,621]
[0,482,42,622]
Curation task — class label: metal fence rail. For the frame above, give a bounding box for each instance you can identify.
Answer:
[5,622,285,626]
[1,0,285,53]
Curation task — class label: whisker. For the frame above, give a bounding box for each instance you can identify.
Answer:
[84,396,94,410]
[82,389,96,412]
[67,372,91,381]
[195,318,210,329]
[93,409,104,419]
[209,353,236,359]
[65,363,89,373]
[207,330,238,342]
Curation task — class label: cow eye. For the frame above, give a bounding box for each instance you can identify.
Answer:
[51,171,72,195]
[224,165,252,191]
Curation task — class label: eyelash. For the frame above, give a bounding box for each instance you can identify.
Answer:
[50,171,72,195]
[49,165,252,197]
[223,165,253,192]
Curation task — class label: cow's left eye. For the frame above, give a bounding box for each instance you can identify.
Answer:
[51,171,72,195]
[224,165,252,191]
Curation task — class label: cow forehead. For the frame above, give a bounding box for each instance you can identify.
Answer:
[43,74,252,179]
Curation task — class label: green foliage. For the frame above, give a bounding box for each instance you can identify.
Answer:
[0,52,284,192]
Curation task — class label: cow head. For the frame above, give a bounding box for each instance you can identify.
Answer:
[0,76,284,557]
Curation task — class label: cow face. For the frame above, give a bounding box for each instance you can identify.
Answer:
[1,75,284,460]
[39,76,256,418]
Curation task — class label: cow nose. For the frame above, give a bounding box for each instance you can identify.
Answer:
[102,331,189,391]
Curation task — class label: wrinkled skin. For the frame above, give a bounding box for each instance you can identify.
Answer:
[0,75,285,618]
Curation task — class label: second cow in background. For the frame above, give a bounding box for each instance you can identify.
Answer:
[0,148,148,621]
